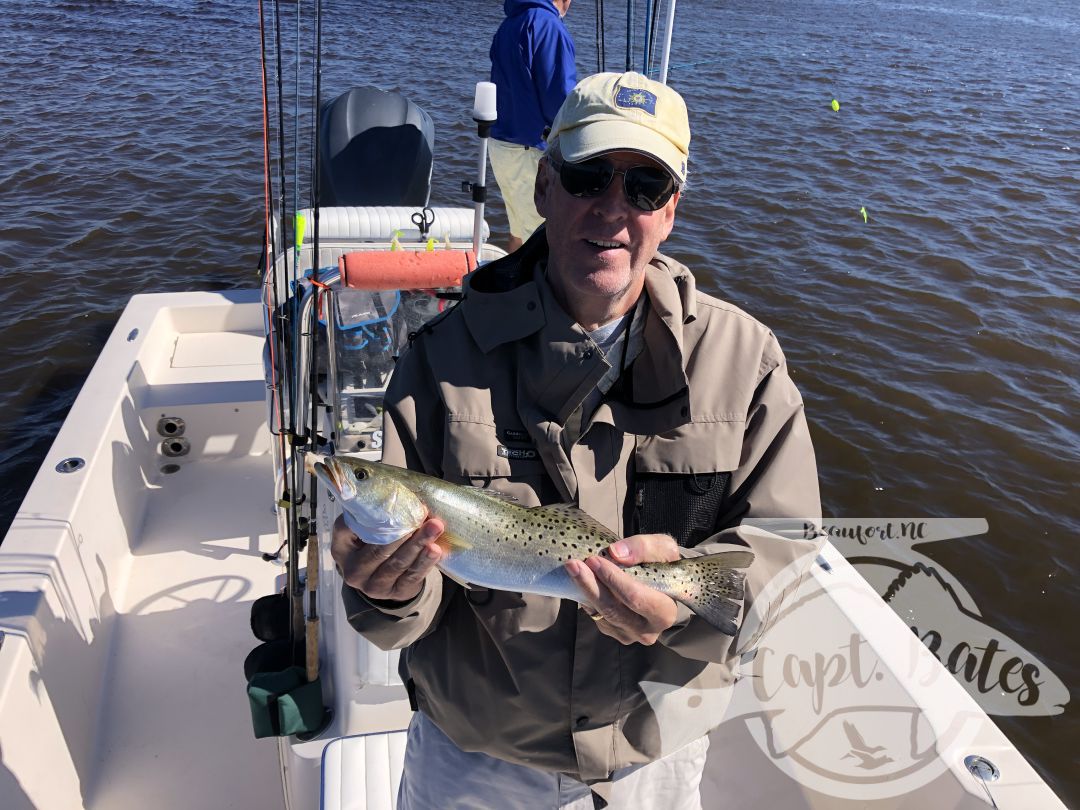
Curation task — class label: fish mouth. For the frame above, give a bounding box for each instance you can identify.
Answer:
[308,454,344,492]
[303,452,324,476]
[323,460,344,491]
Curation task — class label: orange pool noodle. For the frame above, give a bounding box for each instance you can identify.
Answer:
[339,249,476,290]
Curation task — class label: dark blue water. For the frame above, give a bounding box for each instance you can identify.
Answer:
[0,0,1076,802]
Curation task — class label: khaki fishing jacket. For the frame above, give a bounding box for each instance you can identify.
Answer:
[342,232,825,782]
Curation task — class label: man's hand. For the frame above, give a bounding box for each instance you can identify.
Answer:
[566,533,681,645]
[331,514,445,603]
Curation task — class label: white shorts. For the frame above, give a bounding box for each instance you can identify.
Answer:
[488,138,545,240]
[397,711,709,810]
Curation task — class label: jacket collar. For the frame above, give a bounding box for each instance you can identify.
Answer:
[626,252,695,424]
[462,229,696,432]
[462,229,548,353]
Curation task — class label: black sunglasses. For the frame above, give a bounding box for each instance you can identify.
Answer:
[550,157,678,212]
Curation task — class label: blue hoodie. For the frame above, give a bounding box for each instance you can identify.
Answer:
[489,0,577,148]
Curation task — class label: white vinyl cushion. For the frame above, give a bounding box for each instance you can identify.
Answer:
[298,206,485,243]
[321,730,408,810]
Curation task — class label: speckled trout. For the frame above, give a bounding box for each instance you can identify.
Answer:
[312,455,754,635]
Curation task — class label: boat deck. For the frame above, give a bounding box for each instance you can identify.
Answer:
[0,291,289,810]
[87,452,284,810]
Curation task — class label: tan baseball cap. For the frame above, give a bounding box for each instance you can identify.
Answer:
[547,71,690,183]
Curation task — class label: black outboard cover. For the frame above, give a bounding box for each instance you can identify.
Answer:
[318,86,435,207]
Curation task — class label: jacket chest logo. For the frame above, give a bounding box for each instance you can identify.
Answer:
[497,445,538,460]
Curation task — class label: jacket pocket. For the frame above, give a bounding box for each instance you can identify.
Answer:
[444,416,548,506]
[631,419,744,547]
[631,471,732,548]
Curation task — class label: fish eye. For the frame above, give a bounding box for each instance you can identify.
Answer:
[355,469,368,480]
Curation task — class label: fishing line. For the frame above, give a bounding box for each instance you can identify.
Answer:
[642,0,651,75]
[646,0,663,77]
[625,0,634,72]
[970,771,1000,809]
[654,54,725,75]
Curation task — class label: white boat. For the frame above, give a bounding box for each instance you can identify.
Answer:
[0,9,1068,810]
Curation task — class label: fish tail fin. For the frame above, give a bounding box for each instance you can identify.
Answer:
[678,595,741,637]
[666,550,755,636]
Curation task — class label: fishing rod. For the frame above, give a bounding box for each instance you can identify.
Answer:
[645,0,663,78]
[304,0,325,686]
[273,0,304,449]
[247,0,329,742]
[272,0,289,286]
[292,0,301,300]
[596,0,606,73]
[657,0,678,84]
[258,0,295,576]
[270,0,312,654]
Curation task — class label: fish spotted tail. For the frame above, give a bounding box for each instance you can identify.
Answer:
[664,550,754,636]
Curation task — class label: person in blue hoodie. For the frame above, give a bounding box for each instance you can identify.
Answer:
[489,0,577,252]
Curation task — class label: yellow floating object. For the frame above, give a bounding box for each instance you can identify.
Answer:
[859,206,868,223]
[831,99,840,112]
[295,213,307,250]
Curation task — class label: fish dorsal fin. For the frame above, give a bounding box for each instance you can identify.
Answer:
[529,504,618,541]
[463,486,519,503]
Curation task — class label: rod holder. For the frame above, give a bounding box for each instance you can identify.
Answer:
[470,81,497,259]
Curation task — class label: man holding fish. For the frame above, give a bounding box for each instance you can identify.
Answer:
[329,72,825,809]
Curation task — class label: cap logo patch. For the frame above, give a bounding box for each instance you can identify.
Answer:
[615,86,657,115]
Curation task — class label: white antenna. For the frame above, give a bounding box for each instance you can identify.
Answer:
[470,81,498,260]
[658,0,678,84]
